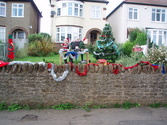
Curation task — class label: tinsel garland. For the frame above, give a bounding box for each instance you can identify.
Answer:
[96,40,113,49]
[48,63,69,81]
[9,61,46,66]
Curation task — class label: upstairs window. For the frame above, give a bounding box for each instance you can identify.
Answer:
[152,9,166,22]
[57,2,83,17]
[91,6,100,19]
[0,2,6,17]
[12,3,24,17]
[128,8,138,20]
[0,27,6,43]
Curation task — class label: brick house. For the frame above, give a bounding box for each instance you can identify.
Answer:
[0,0,42,49]
[106,0,167,46]
[49,0,108,45]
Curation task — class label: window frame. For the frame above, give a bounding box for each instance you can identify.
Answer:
[0,27,6,43]
[128,8,139,20]
[91,6,101,19]
[12,3,24,17]
[56,2,83,17]
[148,29,167,46]
[152,8,166,23]
[56,27,82,43]
[0,2,6,17]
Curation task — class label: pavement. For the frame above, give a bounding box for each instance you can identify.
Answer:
[0,107,167,125]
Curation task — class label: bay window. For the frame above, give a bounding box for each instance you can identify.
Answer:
[56,27,82,43]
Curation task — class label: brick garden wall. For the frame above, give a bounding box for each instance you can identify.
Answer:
[0,63,167,106]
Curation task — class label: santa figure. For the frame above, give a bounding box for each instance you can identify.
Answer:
[61,38,69,52]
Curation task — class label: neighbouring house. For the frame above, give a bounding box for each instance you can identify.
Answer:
[49,0,108,46]
[106,0,167,46]
[0,0,42,50]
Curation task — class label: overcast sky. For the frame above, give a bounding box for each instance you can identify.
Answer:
[33,0,123,34]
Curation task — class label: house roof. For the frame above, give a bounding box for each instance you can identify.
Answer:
[106,0,167,19]
[3,0,42,17]
[49,0,109,4]
[124,0,167,6]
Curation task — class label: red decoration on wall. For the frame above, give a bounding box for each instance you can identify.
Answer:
[7,34,15,60]
[0,61,9,67]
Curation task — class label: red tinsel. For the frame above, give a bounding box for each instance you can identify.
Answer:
[0,61,9,67]
[75,65,88,76]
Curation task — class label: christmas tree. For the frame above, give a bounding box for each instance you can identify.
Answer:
[93,24,119,62]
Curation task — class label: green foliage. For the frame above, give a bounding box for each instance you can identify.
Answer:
[86,44,95,54]
[129,28,147,46]
[121,102,140,109]
[115,52,146,67]
[79,41,85,49]
[43,58,57,63]
[39,32,51,39]
[15,48,28,58]
[8,103,22,111]
[52,103,76,110]
[134,32,147,45]
[149,103,161,108]
[123,41,135,56]
[146,46,167,65]
[28,33,43,43]
[113,103,121,108]
[0,101,8,111]
[28,36,55,57]
[129,28,140,42]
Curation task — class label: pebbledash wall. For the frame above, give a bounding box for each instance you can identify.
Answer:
[0,62,167,106]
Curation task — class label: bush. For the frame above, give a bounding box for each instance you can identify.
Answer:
[134,32,147,45]
[115,52,146,67]
[28,33,43,43]
[28,36,55,57]
[129,28,147,46]
[129,28,140,42]
[123,41,135,56]
[146,46,167,65]
[15,48,28,58]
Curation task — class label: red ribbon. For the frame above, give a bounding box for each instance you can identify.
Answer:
[75,65,88,76]
[0,61,9,67]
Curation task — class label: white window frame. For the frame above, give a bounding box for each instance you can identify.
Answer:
[0,2,6,17]
[0,27,6,43]
[128,8,139,20]
[57,2,83,17]
[56,27,82,43]
[12,3,24,17]
[148,29,167,46]
[152,8,166,23]
[91,6,101,19]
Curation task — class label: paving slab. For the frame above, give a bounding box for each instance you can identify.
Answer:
[0,107,167,125]
[119,120,167,125]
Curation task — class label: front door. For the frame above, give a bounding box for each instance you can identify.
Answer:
[13,30,26,49]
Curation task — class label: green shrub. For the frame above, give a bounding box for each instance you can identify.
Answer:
[129,28,140,42]
[52,103,76,110]
[28,36,55,57]
[134,32,147,45]
[115,52,146,67]
[146,46,167,65]
[15,48,28,58]
[28,33,43,43]
[129,28,147,46]
[123,41,135,56]
[0,101,8,111]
